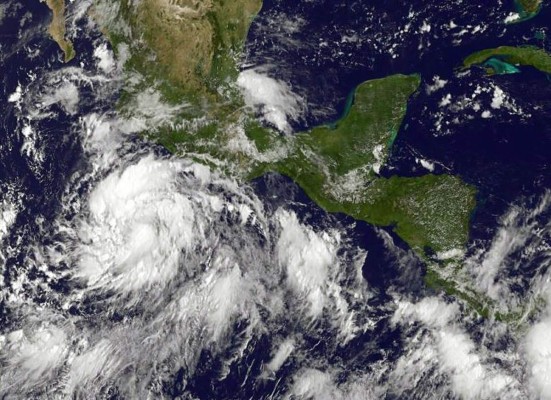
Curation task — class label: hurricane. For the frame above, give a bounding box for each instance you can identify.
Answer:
[2,0,551,399]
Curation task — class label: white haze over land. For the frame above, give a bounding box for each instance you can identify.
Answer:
[3,5,551,400]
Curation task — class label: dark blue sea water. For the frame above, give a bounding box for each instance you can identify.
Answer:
[1,0,550,398]
[1,0,77,324]
[245,0,550,125]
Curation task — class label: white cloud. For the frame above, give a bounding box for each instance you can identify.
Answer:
[439,93,452,107]
[525,319,551,399]
[393,297,459,328]
[66,339,124,394]
[0,201,17,241]
[93,43,116,73]
[504,13,521,24]
[277,210,336,318]
[491,86,506,109]
[417,158,435,172]
[76,156,222,296]
[121,88,188,132]
[426,76,448,94]
[437,328,513,399]
[237,68,304,133]
[290,369,335,400]
[40,81,80,115]
[0,318,70,393]
[8,84,23,103]
[467,191,551,309]
[392,298,517,399]
[37,151,371,395]
[265,338,295,374]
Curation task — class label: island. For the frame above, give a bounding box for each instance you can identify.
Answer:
[464,45,551,74]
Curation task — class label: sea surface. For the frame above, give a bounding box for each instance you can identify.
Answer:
[0,0,550,398]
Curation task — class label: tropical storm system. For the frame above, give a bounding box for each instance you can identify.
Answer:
[1,0,551,398]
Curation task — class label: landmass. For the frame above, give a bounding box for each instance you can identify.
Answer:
[508,0,543,23]
[516,0,542,15]
[94,0,261,102]
[45,0,75,62]
[92,0,477,257]
[155,73,476,254]
[248,75,476,253]
[137,0,261,91]
[464,45,551,74]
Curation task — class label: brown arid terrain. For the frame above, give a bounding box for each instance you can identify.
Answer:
[135,0,262,91]
[45,0,75,62]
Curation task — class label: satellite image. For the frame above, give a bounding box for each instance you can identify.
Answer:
[0,0,551,398]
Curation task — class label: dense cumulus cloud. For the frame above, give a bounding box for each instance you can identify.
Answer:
[2,1,551,398]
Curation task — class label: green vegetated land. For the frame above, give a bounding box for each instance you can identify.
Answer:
[91,0,484,308]
[92,0,478,255]
[154,72,477,255]
[248,75,476,254]
[516,0,543,15]
[464,45,551,74]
